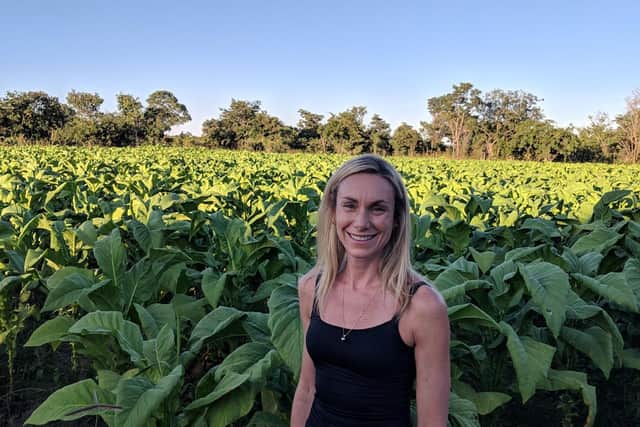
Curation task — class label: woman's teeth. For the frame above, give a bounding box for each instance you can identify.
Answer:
[348,233,375,241]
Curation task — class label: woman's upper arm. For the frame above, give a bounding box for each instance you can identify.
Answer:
[296,272,316,389]
[411,286,450,427]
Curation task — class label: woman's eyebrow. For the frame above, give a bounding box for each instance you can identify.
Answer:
[339,196,390,205]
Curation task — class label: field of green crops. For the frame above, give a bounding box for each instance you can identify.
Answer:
[1,146,639,426]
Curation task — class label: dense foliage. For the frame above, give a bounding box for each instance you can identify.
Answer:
[1,147,639,426]
[2,85,640,163]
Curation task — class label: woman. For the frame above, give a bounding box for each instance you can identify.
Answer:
[291,154,450,427]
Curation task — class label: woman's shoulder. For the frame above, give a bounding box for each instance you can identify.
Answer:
[298,267,320,301]
[407,275,447,320]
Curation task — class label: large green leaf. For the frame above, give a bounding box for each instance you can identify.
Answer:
[500,321,556,402]
[25,379,116,425]
[441,280,491,303]
[201,268,227,309]
[452,380,511,416]
[69,311,144,365]
[25,316,75,347]
[564,290,624,356]
[241,312,271,344]
[571,229,623,255]
[447,304,500,330]
[268,283,302,379]
[214,342,282,385]
[205,383,257,427]
[626,257,640,294]
[187,306,246,355]
[142,324,176,378]
[46,266,94,289]
[42,273,106,312]
[560,326,613,378]
[518,261,570,338]
[134,303,160,339]
[93,228,127,288]
[448,392,481,427]
[468,248,495,274]
[122,260,156,313]
[115,365,183,427]
[128,210,164,255]
[75,220,98,247]
[573,272,639,312]
[592,189,631,221]
[185,371,250,411]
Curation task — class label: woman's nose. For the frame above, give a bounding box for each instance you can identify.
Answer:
[353,209,370,228]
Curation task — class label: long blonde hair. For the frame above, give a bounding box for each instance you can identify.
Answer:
[314,154,417,314]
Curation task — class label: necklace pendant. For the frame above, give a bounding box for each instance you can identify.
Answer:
[340,335,346,342]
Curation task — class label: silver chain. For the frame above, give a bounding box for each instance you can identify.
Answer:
[341,284,381,342]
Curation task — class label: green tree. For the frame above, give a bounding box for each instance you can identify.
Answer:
[321,106,370,154]
[577,112,617,162]
[0,91,71,141]
[615,89,640,163]
[202,117,237,148]
[202,99,291,151]
[391,122,423,156]
[116,93,146,145]
[295,109,324,151]
[427,82,481,159]
[66,90,104,119]
[508,120,579,161]
[248,112,294,152]
[144,90,191,141]
[203,99,261,148]
[368,114,392,155]
[476,89,544,159]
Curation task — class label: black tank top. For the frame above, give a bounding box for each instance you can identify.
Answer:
[305,279,428,427]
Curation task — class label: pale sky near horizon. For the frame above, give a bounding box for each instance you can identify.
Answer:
[2,0,639,135]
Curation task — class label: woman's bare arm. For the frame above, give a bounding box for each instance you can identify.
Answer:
[290,272,317,427]
[411,286,450,427]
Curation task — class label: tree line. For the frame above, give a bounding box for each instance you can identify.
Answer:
[1,83,639,162]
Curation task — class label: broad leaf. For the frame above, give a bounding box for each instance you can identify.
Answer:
[185,371,250,411]
[573,272,638,313]
[93,228,127,288]
[69,311,144,365]
[25,379,116,425]
[115,365,183,427]
[448,304,500,330]
[25,316,75,347]
[500,321,555,402]
[560,326,613,378]
[518,262,570,337]
[187,306,246,355]
[571,229,622,255]
[268,284,302,379]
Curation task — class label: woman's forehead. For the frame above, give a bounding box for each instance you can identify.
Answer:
[336,173,395,200]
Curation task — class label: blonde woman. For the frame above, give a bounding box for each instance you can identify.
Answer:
[291,154,450,427]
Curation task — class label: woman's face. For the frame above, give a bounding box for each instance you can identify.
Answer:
[334,173,396,262]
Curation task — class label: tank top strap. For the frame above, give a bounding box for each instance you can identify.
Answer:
[409,280,430,297]
[310,274,321,317]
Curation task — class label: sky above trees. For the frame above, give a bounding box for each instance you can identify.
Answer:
[1,0,639,135]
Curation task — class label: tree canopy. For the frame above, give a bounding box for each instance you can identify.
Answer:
[1,84,639,163]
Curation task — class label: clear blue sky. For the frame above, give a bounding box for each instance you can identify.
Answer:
[2,0,639,135]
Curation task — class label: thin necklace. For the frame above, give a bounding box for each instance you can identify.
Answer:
[341,284,381,342]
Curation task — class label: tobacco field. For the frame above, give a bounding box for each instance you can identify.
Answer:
[1,146,639,426]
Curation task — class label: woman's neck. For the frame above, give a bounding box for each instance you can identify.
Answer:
[340,256,382,291]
